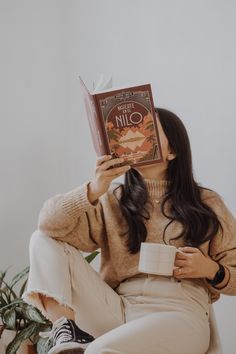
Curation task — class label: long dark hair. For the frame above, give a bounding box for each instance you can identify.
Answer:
[114,108,222,254]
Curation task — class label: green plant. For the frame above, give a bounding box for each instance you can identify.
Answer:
[0,250,100,354]
[0,265,51,354]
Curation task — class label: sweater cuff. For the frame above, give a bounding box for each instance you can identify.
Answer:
[61,182,100,219]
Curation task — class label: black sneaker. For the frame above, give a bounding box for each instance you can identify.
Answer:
[39,316,95,354]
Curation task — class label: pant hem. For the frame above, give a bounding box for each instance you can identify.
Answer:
[22,289,77,322]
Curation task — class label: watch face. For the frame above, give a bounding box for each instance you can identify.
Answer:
[209,264,225,286]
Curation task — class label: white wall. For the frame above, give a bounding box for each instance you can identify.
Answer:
[0,1,235,353]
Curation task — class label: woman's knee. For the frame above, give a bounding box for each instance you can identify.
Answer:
[30,229,49,247]
[29,229,65,257]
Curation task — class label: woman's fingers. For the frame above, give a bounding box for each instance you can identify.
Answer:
[95,155,131,182]
[91,155,131,198]
[174,260,188,268]
[104,165,131,177]
[96,155,112,166]
[99,157,126,171]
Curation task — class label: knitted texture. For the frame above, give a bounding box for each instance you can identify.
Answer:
[38,179,236,304]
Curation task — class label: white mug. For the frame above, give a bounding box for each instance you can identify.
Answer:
[138,242,184,276]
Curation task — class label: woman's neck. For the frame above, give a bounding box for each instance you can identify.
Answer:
[133,163,168,180]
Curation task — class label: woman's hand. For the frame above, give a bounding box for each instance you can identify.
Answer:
[173,246,220,280]
[88,155,131,203]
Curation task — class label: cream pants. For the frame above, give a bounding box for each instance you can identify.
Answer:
[23,230,211,354]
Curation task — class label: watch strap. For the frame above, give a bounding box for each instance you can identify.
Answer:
[206,263,225,287]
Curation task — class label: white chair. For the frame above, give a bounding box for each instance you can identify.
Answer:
[205,304,223,354]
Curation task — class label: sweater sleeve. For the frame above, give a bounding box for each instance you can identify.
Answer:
[38,182,105,252]
[203,191,236,296]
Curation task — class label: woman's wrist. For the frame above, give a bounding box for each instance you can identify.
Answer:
[206,259,220,280]
[87,182,101,205]
[205,259,230,289]
[213,265,230,289]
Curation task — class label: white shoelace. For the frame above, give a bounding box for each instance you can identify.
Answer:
[39,316,72,344]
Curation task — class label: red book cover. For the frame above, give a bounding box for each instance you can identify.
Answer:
[79,76,163,167]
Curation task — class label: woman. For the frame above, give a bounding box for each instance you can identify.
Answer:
[23,108,236,354]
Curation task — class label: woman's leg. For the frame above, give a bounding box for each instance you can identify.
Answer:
[23,229,125,337]
[84,276,210,354]
[84,309,210,354]
[40,295,75,322]
[23,231,210,353]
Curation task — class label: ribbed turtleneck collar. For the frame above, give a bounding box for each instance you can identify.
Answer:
[143,179,171,199]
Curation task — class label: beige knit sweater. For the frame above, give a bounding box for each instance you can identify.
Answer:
[38,179,236,304]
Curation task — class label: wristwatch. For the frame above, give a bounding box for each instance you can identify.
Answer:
[206,263,225,287]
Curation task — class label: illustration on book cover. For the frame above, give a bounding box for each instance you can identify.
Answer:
[99,89,161,164]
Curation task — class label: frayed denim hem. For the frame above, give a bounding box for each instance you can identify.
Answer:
[22,289,77,322]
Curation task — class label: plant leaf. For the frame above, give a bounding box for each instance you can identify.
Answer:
[0,266,12,288]
[85,251,99,264]
[0,299,23,314]
[6,322,40,354]
[15,303,48,324]
[0,290,9,307]
[1,280,17,300]
[19,278,28,298]
[10,266,29,289]
[0,270,7,287]
[30,323,52,345]
[35,325,53,354]
[36,335,52,354]
[0,286,12,304]
[3,308,16,330]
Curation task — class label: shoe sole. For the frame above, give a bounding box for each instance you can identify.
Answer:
[48,343,87,354]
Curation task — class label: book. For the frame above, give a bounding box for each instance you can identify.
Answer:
[79,74,163,167]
